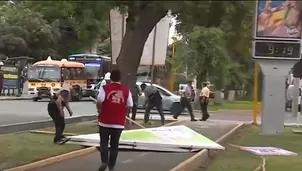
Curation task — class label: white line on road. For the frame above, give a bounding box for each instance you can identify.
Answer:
[121,159,133,164]
[137,152,149,157]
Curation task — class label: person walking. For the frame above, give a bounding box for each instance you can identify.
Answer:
[200,82,210,121]
[96,69,133,171]
[47,88,73,144]
[141,83,165,125]
[129,83,141,120]
[173,80,197,121]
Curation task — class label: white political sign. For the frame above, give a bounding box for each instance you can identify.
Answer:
[68,125,224,152]
[110,9,171,66]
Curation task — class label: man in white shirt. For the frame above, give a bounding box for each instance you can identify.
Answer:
[200,82,210,121]
[173,80,197,121]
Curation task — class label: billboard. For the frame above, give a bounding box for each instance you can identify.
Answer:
[255,0,302,40]
[0,65,20,89]
[110,9,171,65]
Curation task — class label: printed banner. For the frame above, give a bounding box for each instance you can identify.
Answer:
[255,0,302,39]
[68,125,225,151]
[240,146,297,156]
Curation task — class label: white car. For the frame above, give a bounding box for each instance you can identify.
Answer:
[93,81,184,114]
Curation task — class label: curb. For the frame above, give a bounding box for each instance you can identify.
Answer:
[169,122,246,171]
[4,147,97,171]
[4,119,183,171]
[0,115,97,135]
[0,97,32,101]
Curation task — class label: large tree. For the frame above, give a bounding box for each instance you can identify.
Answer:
[109,2,189,86]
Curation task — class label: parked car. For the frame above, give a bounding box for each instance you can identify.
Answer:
[92,81,184,114]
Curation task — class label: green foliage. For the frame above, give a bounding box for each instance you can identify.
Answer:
[175,1,254,90]
[175,26,230,89]
[25,1,111,59]
[0,1,111,60]
[0,3,60,59]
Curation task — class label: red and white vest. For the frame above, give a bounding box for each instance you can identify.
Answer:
[98,83,129,129]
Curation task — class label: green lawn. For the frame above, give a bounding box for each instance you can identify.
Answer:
[207,125,302,171]
[209,101,254,111]
[0,120,167,170]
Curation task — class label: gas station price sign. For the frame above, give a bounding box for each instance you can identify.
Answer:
[253,40,301,60]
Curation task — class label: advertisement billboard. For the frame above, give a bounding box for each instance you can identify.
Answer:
[255,0,302,40]
[110,9,171,65]
[0,65,20,89]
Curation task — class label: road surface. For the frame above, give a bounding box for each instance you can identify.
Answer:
[32,120,239,171]
[0,99,191,126]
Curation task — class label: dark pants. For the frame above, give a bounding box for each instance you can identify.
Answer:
[174,97,195,120]
[47,103,65,142]
[99,126,123,169]
[130,99,138,120]
[144,100,165,125]
[200,98,209,121]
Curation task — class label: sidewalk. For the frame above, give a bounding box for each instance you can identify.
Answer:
[31,120,240,171]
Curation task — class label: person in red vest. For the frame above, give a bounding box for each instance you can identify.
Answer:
[96,69,133,171]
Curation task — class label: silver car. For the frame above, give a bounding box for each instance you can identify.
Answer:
[93,81,184,114]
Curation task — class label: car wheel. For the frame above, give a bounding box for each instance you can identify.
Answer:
[170,102,184,115]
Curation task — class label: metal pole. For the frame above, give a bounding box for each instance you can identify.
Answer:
[253,63,259,125]
[292,78,299,117]
[150,25,157,84]
[170,38,176,91]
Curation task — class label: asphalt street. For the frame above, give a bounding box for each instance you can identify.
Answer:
[32,120,239,171]
[0,99,191,126]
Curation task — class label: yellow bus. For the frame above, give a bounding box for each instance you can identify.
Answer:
[27,58,86,101]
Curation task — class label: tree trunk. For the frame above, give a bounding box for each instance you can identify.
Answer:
[116,4,167,87]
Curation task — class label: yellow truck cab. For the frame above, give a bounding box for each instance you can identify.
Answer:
[27,58,86,101]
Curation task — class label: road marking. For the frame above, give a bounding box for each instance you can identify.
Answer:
[137,152,149,157]
[121,159,133,164]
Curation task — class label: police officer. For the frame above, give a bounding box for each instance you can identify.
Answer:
[173,80,197,121]
[200,82,210,121]
[141,83,165,125]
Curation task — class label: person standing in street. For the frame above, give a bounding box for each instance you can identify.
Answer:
[200,82,210,121]
[129,82,141,120]
[96,69,133,171]
[141,83,165,125]
[47,88,73,144]
[100,72,111,87]
[0,71,3,95]
[173,80,197,121]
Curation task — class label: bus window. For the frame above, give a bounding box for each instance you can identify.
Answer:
[75,68,85,79]
[62,68,72,80]
[69,68,76,80]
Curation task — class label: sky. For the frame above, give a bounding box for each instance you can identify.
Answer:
[168,17,177,45]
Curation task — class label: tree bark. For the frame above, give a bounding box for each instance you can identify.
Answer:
[116,4,167,87]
